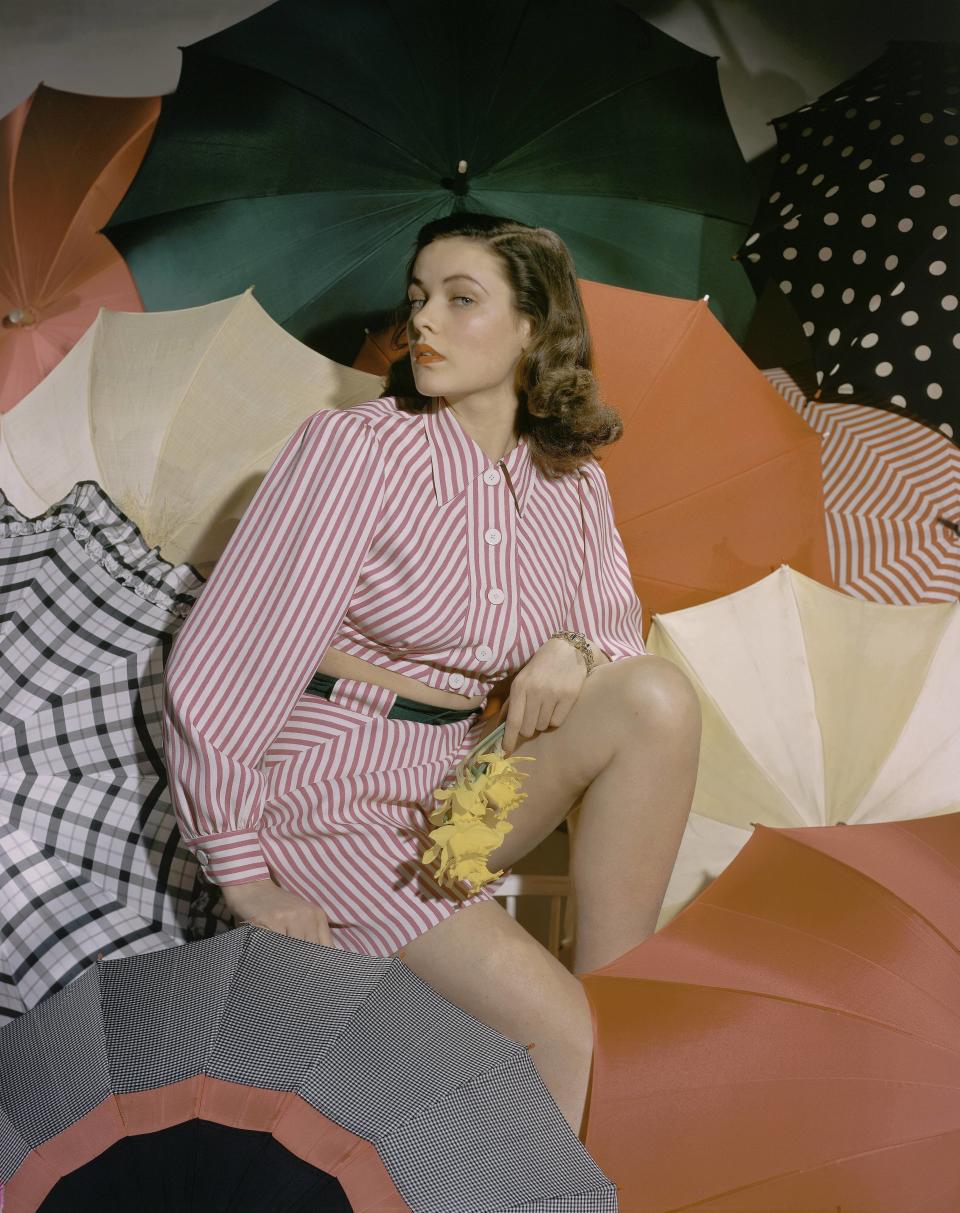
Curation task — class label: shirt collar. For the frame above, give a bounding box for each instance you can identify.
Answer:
[422,398,535,517]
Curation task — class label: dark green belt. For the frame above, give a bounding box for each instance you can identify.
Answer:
[305,671,480,725]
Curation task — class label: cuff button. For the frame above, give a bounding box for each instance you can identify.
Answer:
[196,848,210,866]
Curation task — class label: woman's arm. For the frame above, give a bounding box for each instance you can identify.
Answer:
[161,407,386,888]
[564,459,646,662]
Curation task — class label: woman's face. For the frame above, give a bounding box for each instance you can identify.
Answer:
[406,236,533,404]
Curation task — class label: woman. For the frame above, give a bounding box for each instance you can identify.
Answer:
[162,212,701,1139]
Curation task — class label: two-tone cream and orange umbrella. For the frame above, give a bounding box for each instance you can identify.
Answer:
[0,85,159,412]
[357,282,833,629]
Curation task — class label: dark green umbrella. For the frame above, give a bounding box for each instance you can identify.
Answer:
[105,0,758,364]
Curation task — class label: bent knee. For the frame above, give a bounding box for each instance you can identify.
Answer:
[616,655,701,735]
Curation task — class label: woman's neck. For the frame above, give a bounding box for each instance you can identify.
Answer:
[438,395,519,463]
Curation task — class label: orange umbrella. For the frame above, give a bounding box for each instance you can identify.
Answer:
[0,86,159,412]
[579,813,960,1211]
[356,283,833,629]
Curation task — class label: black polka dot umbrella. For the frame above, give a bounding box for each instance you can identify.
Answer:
[737,41,960,442]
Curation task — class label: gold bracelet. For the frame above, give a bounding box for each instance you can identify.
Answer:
[549,629,596,676]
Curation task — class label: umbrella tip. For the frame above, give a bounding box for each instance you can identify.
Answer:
[702,294,710,303]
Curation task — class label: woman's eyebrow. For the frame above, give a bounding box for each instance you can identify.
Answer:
[409,274,487,293]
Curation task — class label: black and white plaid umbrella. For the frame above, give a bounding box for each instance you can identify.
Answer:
[0,483,230,1026]
[738,41,960,439]
[0,924,617,1211]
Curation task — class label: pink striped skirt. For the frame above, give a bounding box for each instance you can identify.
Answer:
[257,675,513,955]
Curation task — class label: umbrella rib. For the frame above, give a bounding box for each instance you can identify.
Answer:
[468,0,533,164]
[4,100,30,301]
[200,49,439,179]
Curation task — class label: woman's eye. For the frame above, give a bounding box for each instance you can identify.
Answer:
[407,298,424,310]
[453,295,474,306]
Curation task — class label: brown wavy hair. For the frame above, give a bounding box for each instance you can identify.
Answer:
[381,211,623,479]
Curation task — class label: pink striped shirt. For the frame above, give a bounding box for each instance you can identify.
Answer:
[162,396,645,882]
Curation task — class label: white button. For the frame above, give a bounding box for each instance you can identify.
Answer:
[196,848,209,866]
[484,527,501,545]
[487,587,505,604]
[483,468,501,485]
[476,645,493,661]
[448,672,466,689]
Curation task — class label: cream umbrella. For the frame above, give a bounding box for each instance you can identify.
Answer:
[647,564,960,928]
[0,289,383,575]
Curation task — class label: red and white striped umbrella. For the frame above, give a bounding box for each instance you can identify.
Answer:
[765,367,960,603]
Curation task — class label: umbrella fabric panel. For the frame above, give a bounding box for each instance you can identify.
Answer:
[0,484,232,1024]
[765,367,960,602]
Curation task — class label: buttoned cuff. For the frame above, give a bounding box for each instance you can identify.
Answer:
[184,829,272,886]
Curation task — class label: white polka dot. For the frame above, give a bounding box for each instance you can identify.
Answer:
[825,185,840,197]
[861,213,877,227]
[838,383,855,394]
[946,134,959,147]
[746,252,761,262]
[869,294,882,311]
[868,118,882,131]
[821,135,834,146]
[891,281,906,296]
[867,178,885,192]
[954,333,960,350]
[927,383,943,399]
[828,327,841,346]
[841,146,854,158]
[920,112,934,123]
[812,173,825,186]
[829,362,840,376]
[933,225,948,240]
[819,246,833,261]
[779,152,792,164]
[875,361,893,377]
[930,260,947,275]
[811,283,825,298]
[852,249,867,264]
[801,126,813,137]
[898,217,914,232]
[950,194,960,206]
[914,345,931,361]
[769,191,781,203]
[940,423,955,437]
[824,212,840,225]
[815,370,824,384]
[885,254,899,270]
[783,246,798,260]
[795,162,809,174]
[845,108,858,118]
[909,152,926,163]
[779,280,793,293]
[842,288,856,304]
[891,395,907,408]
[858,158,874,171]
[802,321,816,337]
[942,295,959,311]
[890,133,904,145]
[909,184,926,198]
[779,203,795,216]
[783,217,800,230]
[745,232,760,246]
[900,310,919,326]
[861,332,879,348]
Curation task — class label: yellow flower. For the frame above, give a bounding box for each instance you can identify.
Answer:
[422,722,537,891]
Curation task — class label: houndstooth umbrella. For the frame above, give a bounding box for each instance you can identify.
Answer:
[0,482,231,1026]
[737,41,960,437]
[0,924,618,1211]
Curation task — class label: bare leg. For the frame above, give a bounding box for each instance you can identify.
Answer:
[399,900,595,1137]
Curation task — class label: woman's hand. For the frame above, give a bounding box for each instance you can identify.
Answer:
[219,878,335,947]
[496,637,589,756]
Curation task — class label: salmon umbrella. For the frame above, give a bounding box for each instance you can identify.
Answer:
[0,85,159,412]
[580,812,960,1211]
[357,281,834,624]
[646,565,960,928]
[765,365,960,602]
[0,290,383,576]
